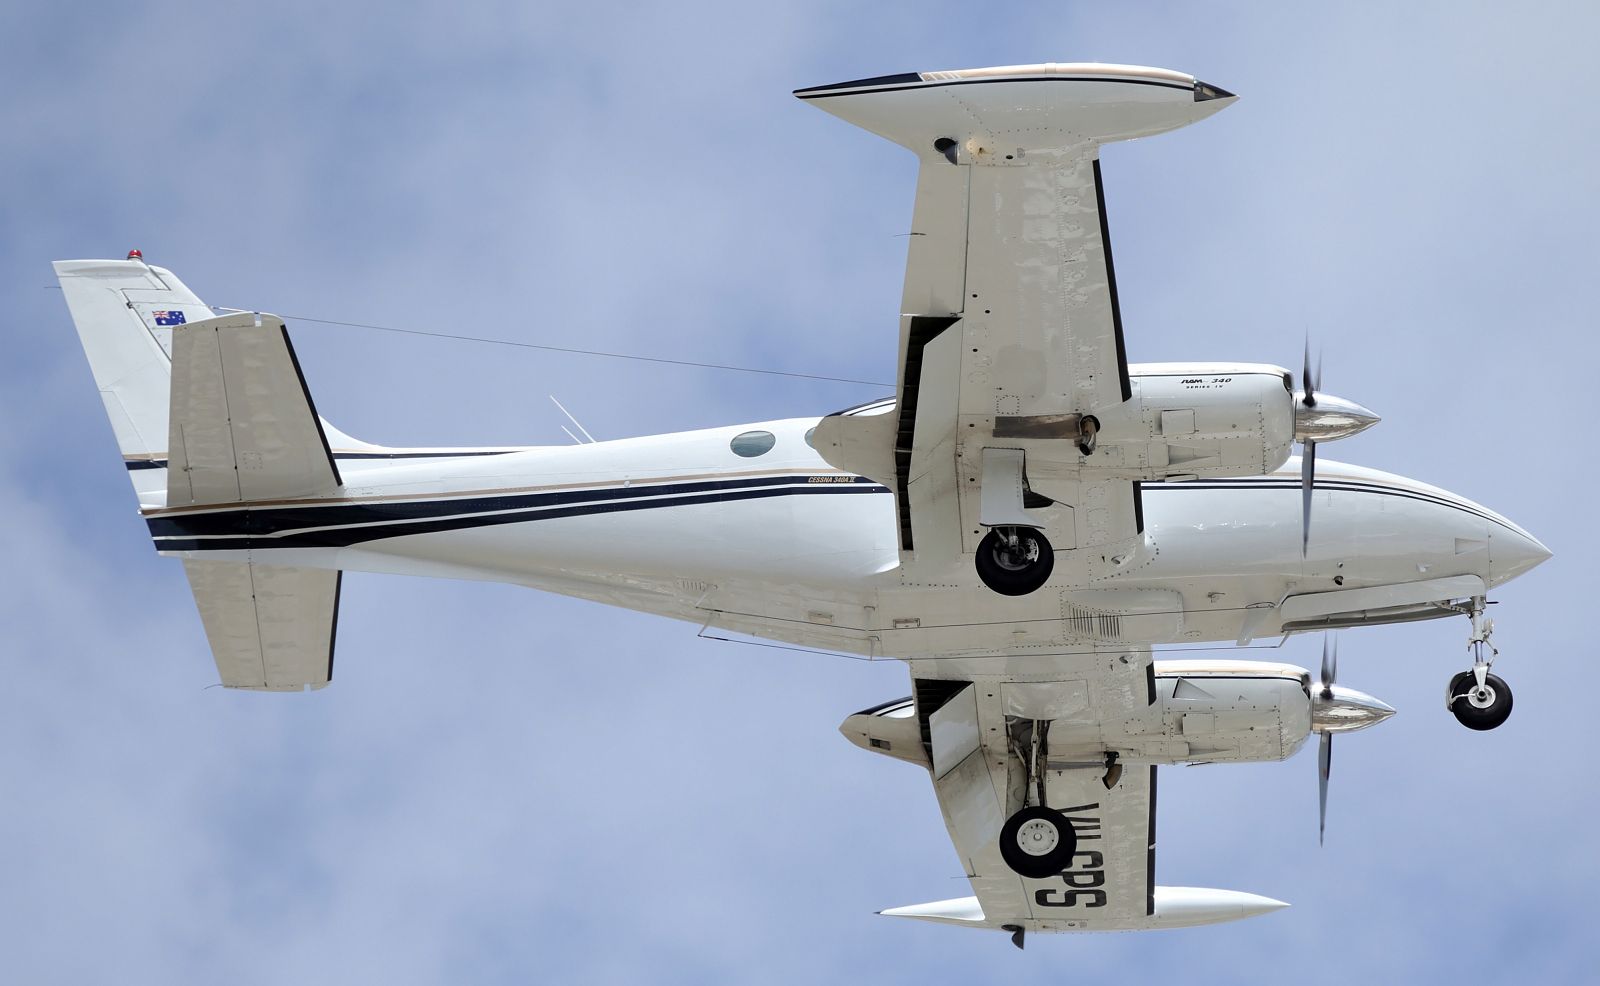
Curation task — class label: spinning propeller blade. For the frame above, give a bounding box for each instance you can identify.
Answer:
[1301,439,1317,556]
[1291,338,1381,554]
[1320,633,1337,695]
[1318,732,1332,845]
[1316,634,1337,845]
[1297,340,1324,556]
[1301,339,1319,408]
[1308,634,1394,845]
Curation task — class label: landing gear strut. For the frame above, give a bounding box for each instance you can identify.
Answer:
[975,527,1054,597]
[1446,596,1513,731]
[998,720,1077,879]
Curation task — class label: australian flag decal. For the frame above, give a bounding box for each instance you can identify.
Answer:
[153,310,186,326]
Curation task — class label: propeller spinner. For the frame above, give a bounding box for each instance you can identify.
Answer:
[1309,635,1396,844]
[1294,342,1381,555]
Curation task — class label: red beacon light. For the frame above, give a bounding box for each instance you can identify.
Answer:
[126,249,143,261]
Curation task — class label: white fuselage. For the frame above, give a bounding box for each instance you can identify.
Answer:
[143,414,1550,662]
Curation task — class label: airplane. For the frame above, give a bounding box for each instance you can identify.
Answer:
[53,62,1549,946]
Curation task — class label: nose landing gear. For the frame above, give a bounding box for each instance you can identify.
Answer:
[1446,597,1513,731]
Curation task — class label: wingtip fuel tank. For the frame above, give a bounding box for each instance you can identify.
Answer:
[877,886,1287,934]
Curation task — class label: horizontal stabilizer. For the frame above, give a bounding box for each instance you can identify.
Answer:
[184,560,340,691]
[168,312,342,507]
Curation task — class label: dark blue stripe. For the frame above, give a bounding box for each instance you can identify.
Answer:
[792,72,921,95]
[795,75,1193,100]
[152,481,886,552]
[147,475,875,539]
[127,450,521,471]
[1143,478,1511,530]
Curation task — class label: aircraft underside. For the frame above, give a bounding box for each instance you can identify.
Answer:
[54,59,1551,942]
[151,449,1545,664]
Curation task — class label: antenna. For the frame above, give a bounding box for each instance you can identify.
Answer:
[549,395,597,443]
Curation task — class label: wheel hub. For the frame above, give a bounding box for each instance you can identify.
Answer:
[991,530,1040,572]
[1015,818,1060,856]
[1467,685,1497,709]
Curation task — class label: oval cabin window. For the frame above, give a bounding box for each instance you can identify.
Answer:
[730,430,776,457]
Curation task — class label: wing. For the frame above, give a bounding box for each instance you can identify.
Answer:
[801,65,1234,568]
[900,644,1160,931]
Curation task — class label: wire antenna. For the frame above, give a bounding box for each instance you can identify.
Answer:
[212,307,892,388]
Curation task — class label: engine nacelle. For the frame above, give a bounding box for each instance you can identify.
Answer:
[1091,362,1297,480]
[1151,659,1313,763]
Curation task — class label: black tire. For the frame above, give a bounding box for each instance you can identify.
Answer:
[1448,670,1513,731]
[998,805,1077,879]
[975,528,1055,596]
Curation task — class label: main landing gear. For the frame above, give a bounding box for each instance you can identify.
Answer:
[999,805,1076,879]
[975,527,1054,596]
[999,720,1076,878]
[1446,597,1513,731]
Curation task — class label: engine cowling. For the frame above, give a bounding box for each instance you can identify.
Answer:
[1090,362,1296,480]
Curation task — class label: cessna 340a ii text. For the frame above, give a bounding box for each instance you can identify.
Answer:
[56,62,1549,946]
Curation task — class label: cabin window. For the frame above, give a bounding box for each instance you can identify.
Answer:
[730,430,776,457]
[804,426,817,448]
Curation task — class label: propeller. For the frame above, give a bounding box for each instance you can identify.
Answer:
[1292,341,1381,556]
[1315,633,1336,845]
[1298,341,1321,557]
[1308,632,1397,845]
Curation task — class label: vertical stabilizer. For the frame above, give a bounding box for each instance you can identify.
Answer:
[55,257,377,507]
[54,258,208,503]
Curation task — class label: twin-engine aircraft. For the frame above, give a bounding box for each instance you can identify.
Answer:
[56,63,1549,945]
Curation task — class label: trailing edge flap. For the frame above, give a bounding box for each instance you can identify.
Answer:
[167,312,342,507]
[184,560,340,691]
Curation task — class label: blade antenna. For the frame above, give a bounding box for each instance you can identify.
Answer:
[549,395,598,443]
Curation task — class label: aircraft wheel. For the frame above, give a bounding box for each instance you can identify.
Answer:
[975,528,1054,596]
[1448,670,1513,731]
[999,805,1077,879]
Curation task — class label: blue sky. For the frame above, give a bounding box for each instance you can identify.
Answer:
[2,1,1595,982]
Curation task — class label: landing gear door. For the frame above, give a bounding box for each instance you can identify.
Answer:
[928,684,980,779]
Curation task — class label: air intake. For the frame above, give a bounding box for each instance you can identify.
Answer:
[1063,604,1124,640]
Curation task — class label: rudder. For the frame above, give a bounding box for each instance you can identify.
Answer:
[54,257,211,503]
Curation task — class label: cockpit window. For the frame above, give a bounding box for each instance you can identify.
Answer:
[730,430,776,457]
